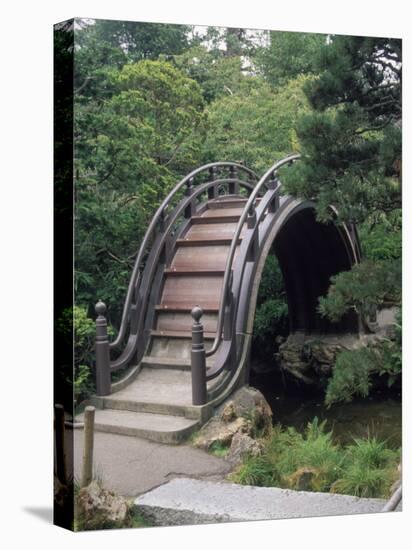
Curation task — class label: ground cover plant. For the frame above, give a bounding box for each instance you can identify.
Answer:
[230,418,400,498]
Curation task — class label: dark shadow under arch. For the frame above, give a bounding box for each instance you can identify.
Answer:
[272,206,359,335]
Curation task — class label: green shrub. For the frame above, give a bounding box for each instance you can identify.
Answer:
[325,310,402,407]
[57,306,106,404]
[252,254,288,360]
[231,418,399,498]
[331,437,399,498]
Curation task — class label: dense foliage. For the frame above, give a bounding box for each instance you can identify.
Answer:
[284,36,402,401]
[231,418,400,498]
[70,20,401,405]
[252,254,288,361]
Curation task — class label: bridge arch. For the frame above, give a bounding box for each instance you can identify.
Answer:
[94,155,362,421]
[240,197,361,350]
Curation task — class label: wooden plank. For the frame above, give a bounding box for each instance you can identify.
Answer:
[155,304,219,313]
[156,311,218,333]
[185,221,241,240]
[171,244,238,271]
[161,274,223,307]
[191,214,240,224]
[151,330,215,339]
[176,237,241,246]
[202,207,244,217]
[164,268,225,276]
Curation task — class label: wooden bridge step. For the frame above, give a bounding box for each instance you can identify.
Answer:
[157,301,220,311]
[141,356,215,370]
[171,244,239,271]
[156,310,218,333]
[160,274,223,308]
[191,214,240,224]
[150,335,213,360]
[164,268,225,276]
[155,304,219,313]
[207,198,247,209]
[151,330,215,339]
[201,207,244,217]
[183,221,243,241]
[176,237,242,246]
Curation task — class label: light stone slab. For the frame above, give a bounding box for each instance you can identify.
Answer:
[134,477,394,526]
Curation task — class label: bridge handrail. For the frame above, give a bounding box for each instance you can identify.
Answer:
[109,175,257,371]
[109,161,258,351]
[205,154,301,363]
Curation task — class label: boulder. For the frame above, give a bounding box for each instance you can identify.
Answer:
[227,433,263,465]
[219,386,273,438]
[192,386,272,451]
[193,416,251,451]
[77,480,128,526]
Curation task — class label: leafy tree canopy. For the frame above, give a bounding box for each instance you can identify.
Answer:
[285,35,401,224]
[202,75,311,173]
[257,31,326,87]
[74,59,206,316]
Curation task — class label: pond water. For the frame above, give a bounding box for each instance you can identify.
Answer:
[249,367,402,448]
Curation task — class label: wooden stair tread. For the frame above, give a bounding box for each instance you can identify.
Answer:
[171,244,239,271]
[151,330,215,339]
[141,356,215,369]
[183,221,242,240]
[155,305,219,312]
[191,214,240,224]
[201,207,244,217]
[156,310,217,333]
[176,236,242,246]
[164,268,225,275]
[161,274,223,306]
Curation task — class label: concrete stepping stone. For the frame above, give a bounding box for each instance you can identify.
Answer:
[134,478,390,526]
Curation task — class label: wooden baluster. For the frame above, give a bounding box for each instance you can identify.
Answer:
[95,301,111,396]
[268,171,280,212]
[247,202,258,261]
[208,167,218,200]
[184,177,195,218]
[191,306,207,406]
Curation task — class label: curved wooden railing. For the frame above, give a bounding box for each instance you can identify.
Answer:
[94,161,258,395]
[190,154,301,404]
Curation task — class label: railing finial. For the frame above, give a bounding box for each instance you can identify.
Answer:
[191,305,203,323]
[95,300,107,316]
[95,300,111,396]
[190,305,207,405]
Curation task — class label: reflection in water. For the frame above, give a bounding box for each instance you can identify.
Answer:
[250,366,402,448]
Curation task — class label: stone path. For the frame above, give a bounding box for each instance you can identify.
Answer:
[73,429,231,497]
[134,478,394,526]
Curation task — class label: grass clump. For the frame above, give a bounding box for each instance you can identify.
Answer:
[331,437,399,497]
[209,440,230,457]
[230,417,399,498]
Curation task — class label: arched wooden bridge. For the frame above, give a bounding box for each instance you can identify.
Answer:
[87,155,361,443]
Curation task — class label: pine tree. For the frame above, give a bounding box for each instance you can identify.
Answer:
[284,35,402,401]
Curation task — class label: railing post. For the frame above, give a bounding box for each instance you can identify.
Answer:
[247,203,258,261]
[184,177,195,218]
[95,301,111,396]
[208,167,218,199]
[191,306,207,406]
[268,171,280,213]
[229,166,239,195]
